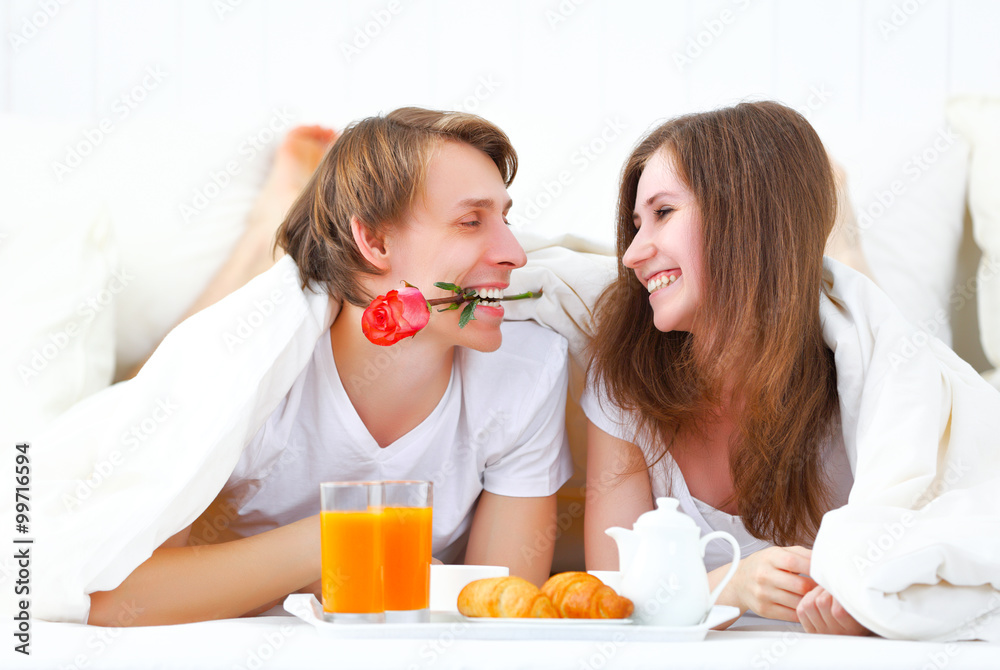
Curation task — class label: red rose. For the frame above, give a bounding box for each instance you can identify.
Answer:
[361,287,431,346]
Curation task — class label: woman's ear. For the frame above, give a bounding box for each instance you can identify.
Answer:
[350,216,390,270]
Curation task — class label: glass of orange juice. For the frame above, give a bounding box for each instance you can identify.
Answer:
[382,480,433,623]
[320,481,385,623]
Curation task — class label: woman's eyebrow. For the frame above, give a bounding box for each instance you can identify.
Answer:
[643,191,678,206]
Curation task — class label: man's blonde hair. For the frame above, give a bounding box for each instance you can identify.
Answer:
[276,107,518,306]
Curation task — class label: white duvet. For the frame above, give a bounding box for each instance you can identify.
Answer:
[21,237,1000,641]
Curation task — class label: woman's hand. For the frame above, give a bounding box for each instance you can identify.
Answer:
[716,546,817,622]
[797,586,872,636]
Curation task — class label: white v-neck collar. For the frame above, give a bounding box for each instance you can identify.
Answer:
[319,336,459,456]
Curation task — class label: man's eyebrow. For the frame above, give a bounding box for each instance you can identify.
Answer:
[455,197,513,211]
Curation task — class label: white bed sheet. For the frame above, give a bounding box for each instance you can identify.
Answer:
[9,616,999,670]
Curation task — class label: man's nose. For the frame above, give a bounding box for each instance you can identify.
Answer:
[490,219,527,269]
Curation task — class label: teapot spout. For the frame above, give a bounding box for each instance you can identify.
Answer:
[604,526,638,572]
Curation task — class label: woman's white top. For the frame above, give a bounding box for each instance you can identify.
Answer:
[580,380,855,572]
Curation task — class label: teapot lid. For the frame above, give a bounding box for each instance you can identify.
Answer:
[634,497,698,530]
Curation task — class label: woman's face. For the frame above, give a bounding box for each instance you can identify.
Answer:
[380,140,526,353]
[623,149,704,334]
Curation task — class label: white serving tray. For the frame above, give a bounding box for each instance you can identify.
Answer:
[284,594,739,642]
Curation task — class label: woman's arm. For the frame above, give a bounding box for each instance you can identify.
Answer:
[465,491,557,586]
[88,515,321,626]
[584,420,655,570]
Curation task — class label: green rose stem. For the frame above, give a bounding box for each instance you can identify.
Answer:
[425,289,542,307]
[423,284,544,328]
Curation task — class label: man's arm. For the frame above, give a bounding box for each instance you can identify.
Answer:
[464,491,558,586]
[88,515,321,626]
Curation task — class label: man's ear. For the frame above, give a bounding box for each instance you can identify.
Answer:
[350,216,390,270]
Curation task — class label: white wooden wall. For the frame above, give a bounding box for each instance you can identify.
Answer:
[5,0,998,240]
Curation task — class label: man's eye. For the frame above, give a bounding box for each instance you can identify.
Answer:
[461,220,481,227]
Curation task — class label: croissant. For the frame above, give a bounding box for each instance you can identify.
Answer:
[540,572,634,619]
[457,576,558,618]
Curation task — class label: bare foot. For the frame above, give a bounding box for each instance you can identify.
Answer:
[246,124,339,248]
[264,124,339,198]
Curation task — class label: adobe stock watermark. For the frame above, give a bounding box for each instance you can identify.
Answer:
[51,66,169,182]
[751,628,803,669]
[340,0,404,63]
[7,0,72,53]
[180,107,297,224]
[792,84,832,120]
[450,76,502,114]
[878,0,930,41]
[521,486,583,566]
[674,0,755,72]
[852,458,971,573]
[426,410,509,498]
[233,624,297,670]
[508,117,628,228]
[407,621,470,670]
[17,268,135,384]
[213,0,246,20]
[62,397,181,512]
[888,255,1000,371]
[855,126,960,237]
[579,633,627,670]
[58,601,145,670]
[545,0,589,30]
[919,592,1000,670]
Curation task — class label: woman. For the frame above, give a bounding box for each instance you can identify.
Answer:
[583,101,1000,638]
[86,108,572,625]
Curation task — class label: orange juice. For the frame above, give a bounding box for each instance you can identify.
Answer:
[382,506,432,611]
[320,509,383,614]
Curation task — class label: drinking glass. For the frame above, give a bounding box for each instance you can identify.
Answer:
[381,480,433,623]
[320,481,384,623]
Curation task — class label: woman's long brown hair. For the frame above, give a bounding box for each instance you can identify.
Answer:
[590,101,840,546]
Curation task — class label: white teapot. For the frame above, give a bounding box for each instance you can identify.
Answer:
[605,497,741,626]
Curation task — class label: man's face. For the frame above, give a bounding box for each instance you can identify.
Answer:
[379,140,526,352]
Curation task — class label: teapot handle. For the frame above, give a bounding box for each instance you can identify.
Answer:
[700,531,741,610]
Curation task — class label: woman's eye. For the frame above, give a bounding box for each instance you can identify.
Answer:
[655,207,674,219]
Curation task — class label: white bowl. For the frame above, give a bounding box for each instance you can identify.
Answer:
[429,564,509,613]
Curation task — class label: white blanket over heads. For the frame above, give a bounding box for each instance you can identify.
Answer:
[24,239,1000,640]
[813,258,1000,641]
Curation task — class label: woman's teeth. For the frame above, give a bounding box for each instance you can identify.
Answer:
[647,274,678,293]
[472,288,504,301]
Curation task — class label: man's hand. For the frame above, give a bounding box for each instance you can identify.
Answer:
[797,586,872,636]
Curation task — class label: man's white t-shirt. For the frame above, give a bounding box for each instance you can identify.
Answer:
[201,321,573,564]
[580,379,854,572]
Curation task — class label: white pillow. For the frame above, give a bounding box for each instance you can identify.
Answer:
[80,119,276,373]
[824,120,969,348]
[948,97,1000,389]
[0,115,117,443]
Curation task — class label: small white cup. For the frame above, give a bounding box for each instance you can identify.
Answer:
[429,564,509,613]
[587,570,623,594]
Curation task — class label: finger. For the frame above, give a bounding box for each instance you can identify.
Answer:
[815,589,848,634]
[772,570,819,597]
[796,591,821,633]
[784,546,813,560]
[773,549,812,576]
[757,601,801,623]
[830,597,869,636]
